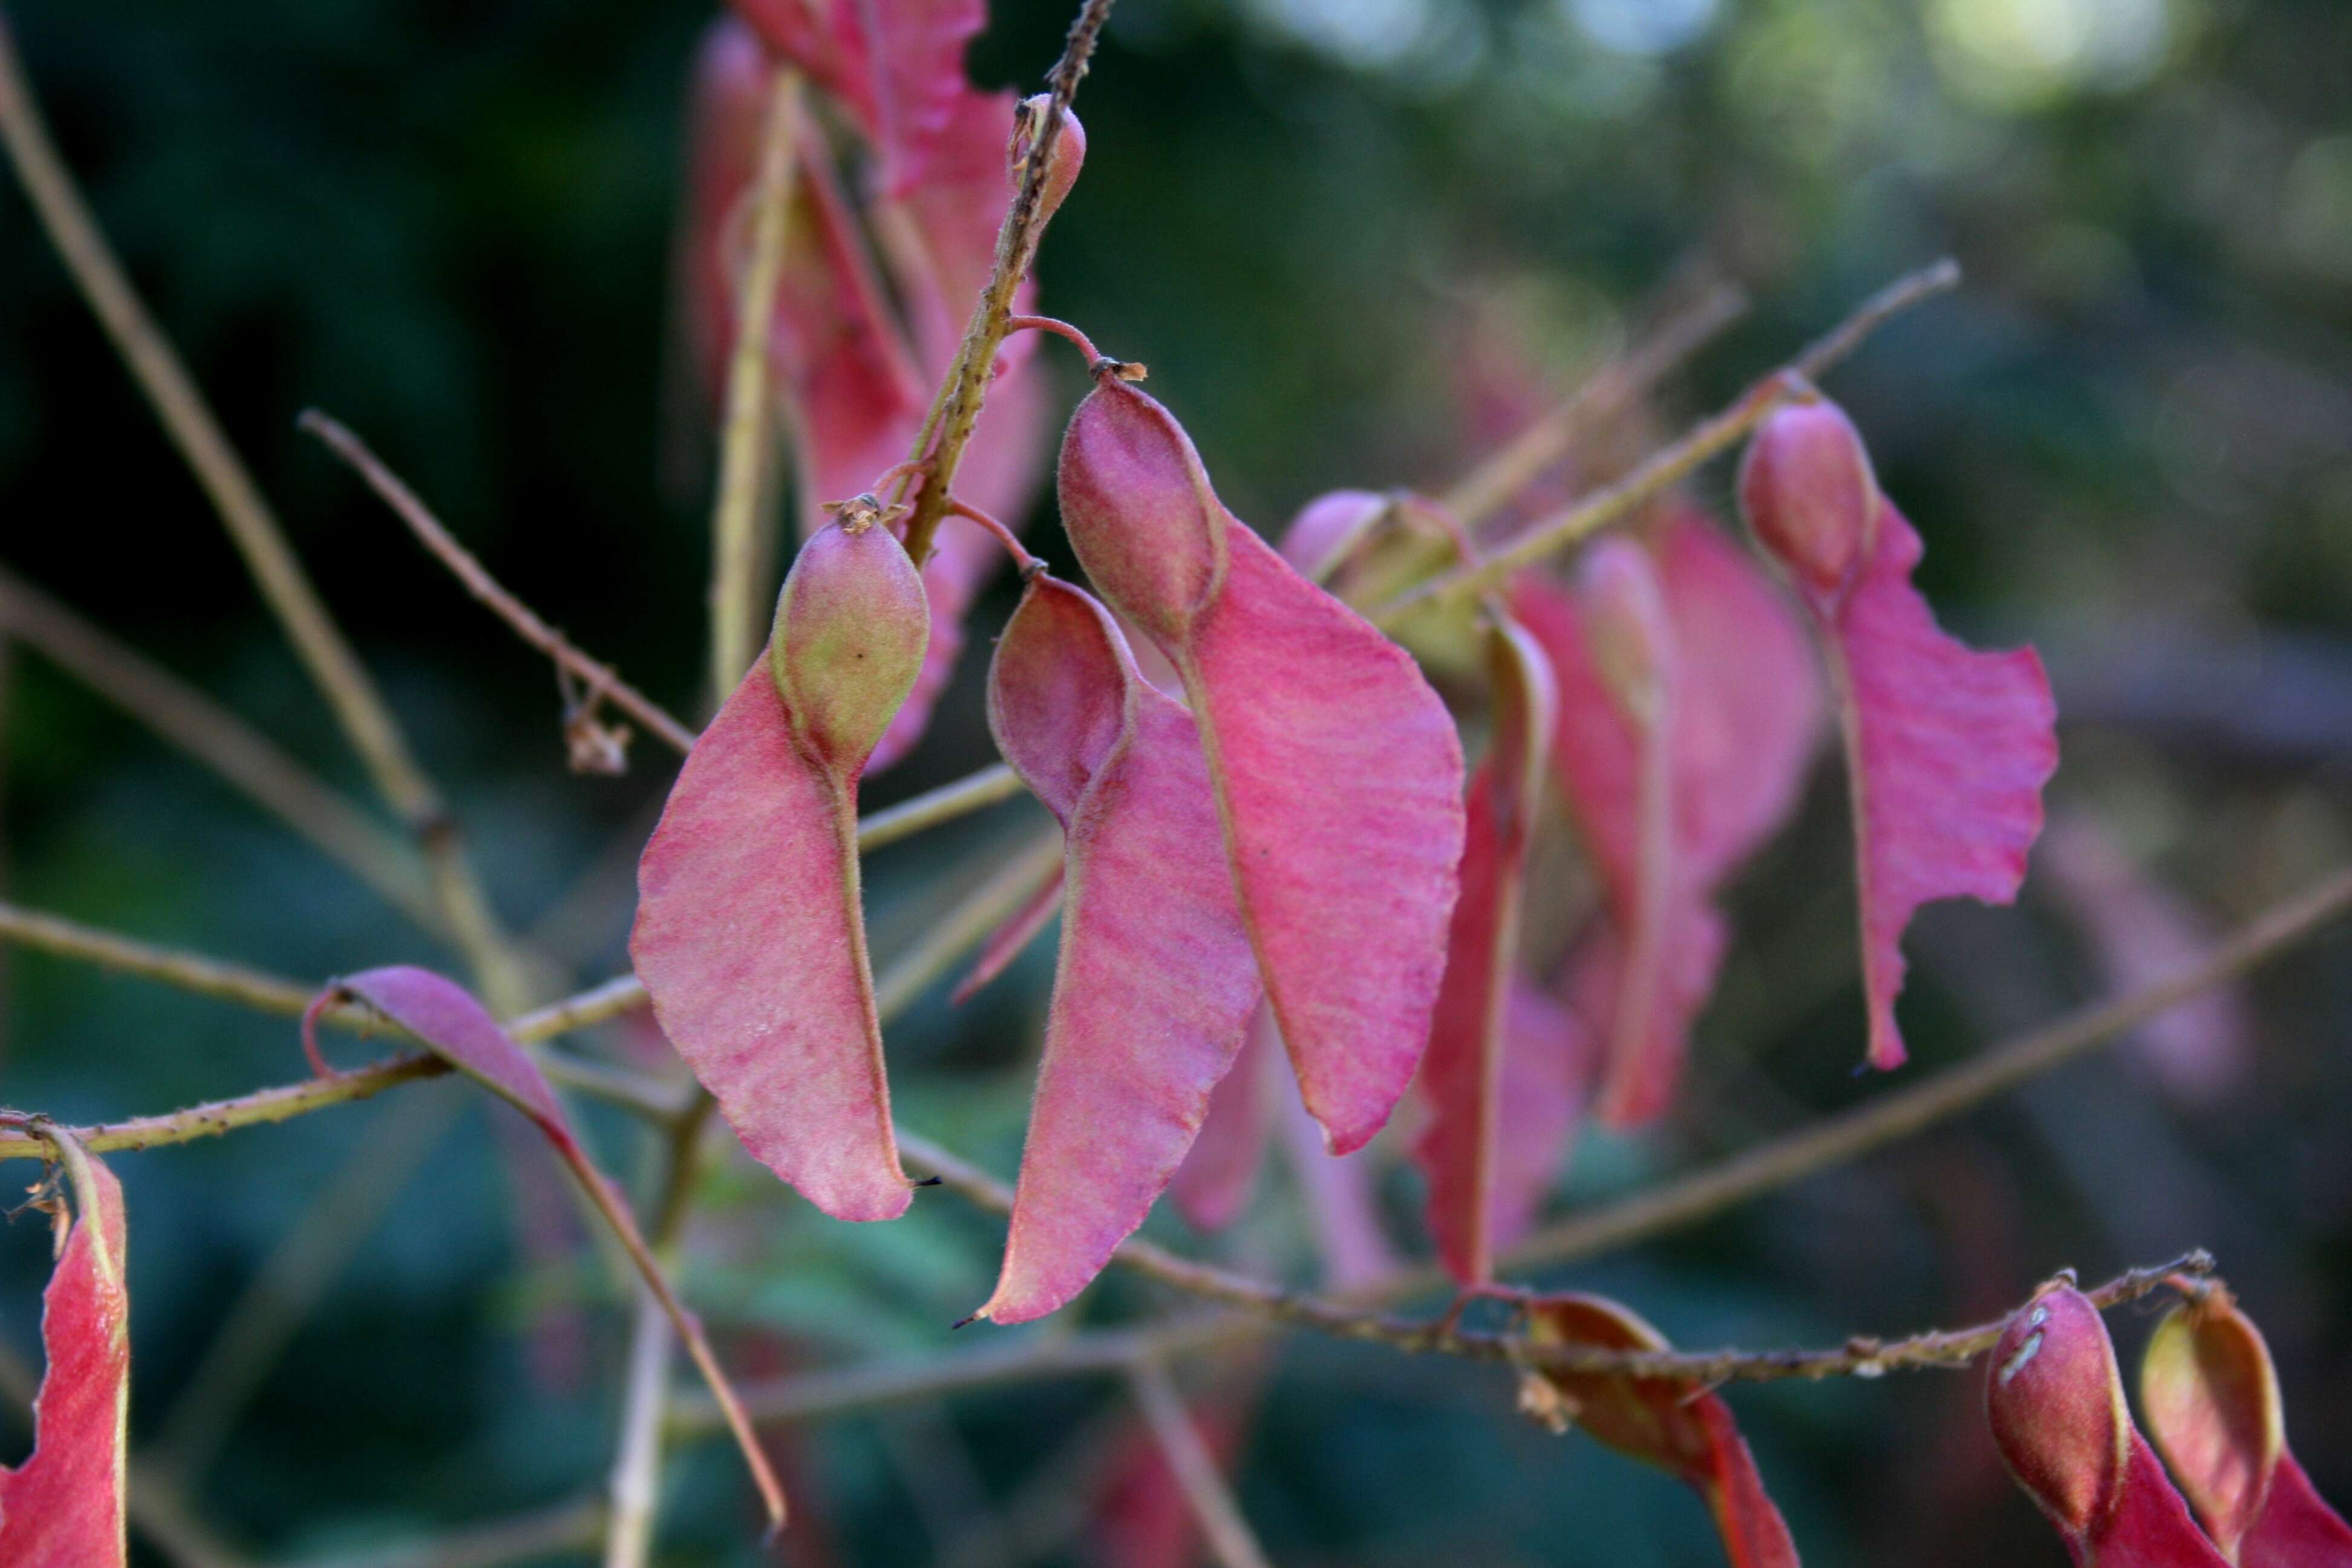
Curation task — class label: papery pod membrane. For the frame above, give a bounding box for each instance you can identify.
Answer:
[1411,615,1558,1285]
[2141,1289,2352,1566]
[975,575,1263,1323]
[1058,378,1468,1155]
[1984,1283,2229,1566]
[633,525,930,1224]
[1739,394,2057,1071]
[1520,1293,1802,1568]
[1281,488,1393,582]
[0,1137,128,1568]
[1170,1001,1278,1233]
[305,966,788,1527]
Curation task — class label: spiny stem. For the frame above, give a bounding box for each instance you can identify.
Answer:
[0,19,527,1013]
[300,411,700,758]
[1126,1360,1273,1568]
[708,67,806,700]
[897,0,1119,567]
[0,565,446,933]
[1383,258,1961,619]
[1440,278,1747,530]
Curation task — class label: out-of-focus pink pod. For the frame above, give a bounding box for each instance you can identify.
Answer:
[1281,488,1393,581]
[0,1138,128,1568]
[1484,983,1597,1257]
[2141,1289,2352,1566]
[1736,390,1879,593]
[1057,377,1467,1155]
[1739,394,2057,1071]
[975,575,1263,1323]
[634,531,926,1224]
[1412,615,1557,1285]
[771,517,932,774]
[1520,1293,1802,1568]
[1011,93,1087,226]
[1985,1283,2229,1566]
[1169,1003,1278,1233]
[730,0,987,196]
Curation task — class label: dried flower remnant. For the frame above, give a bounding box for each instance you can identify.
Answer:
[0,1133,128,1568]
[1057,376,1467,1155]
[634,521,928,1224]
[1984,1282,2227,1566]
[973,575,1263,1323]
[1520,1293,1802,1568]
[2141,1287,2352,1566]
[1412,615,1557,1285]
[1739,390,2057,1071]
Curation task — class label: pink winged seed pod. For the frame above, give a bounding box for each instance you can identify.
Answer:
[0,1138,129,1568]
[973,574,1264,1324]
[680,7,1073,773]
[1511,509,1820,1125]
[1985,1282,2230,1566]
[2140,1287,2352,1566]
[1739,390,2058,1071]
[1411,613,1558,1285]
[1056,376,1468,1156]
[634,520,930,1224]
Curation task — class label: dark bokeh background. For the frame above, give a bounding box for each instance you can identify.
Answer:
[4,0,2350,1563]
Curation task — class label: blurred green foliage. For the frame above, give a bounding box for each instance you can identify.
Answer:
[4,0,2351,1563]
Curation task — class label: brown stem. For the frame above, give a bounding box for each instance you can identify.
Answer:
[708,68,806,699]
[0,566,444,932]
[1126,1360,1273,1568]
[1382,258,1961,620]
[897,0,1119,567]
[1440,279,1747,530]
[299,411,699,757]
[0,19,526,1011]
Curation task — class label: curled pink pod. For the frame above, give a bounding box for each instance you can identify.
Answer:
[771,515,932,774]
[2141,1289,2352,1565]
[1057,377,1467,1155]
[1578,535,1676,725]
[1411,614,1557,1285]
[1520,1293,1802,1568]
[1985,1284,2229,1566]
[1011,94,1086,224]
[1736,390,1879,594]
[975,574,1263,1323]
[634,526,932,1225]
[1739,393,2057,1072]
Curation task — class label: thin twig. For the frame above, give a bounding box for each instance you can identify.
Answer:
[1125,1360,1273,1568]
[1487,860,2352,1281]
[278,1496,604,1568]
[1383,259,1962,619]
[145,1093,464,1481]
[708,68,805,697]
[298,412,699,757]
[0,20,524,1011]
[0,564,444,932]
[1440,279,1748,530]
[897,0,1118,566]
[858,763,1029,851]
[898,864,2352,1348]
[872,828,1063,1019]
